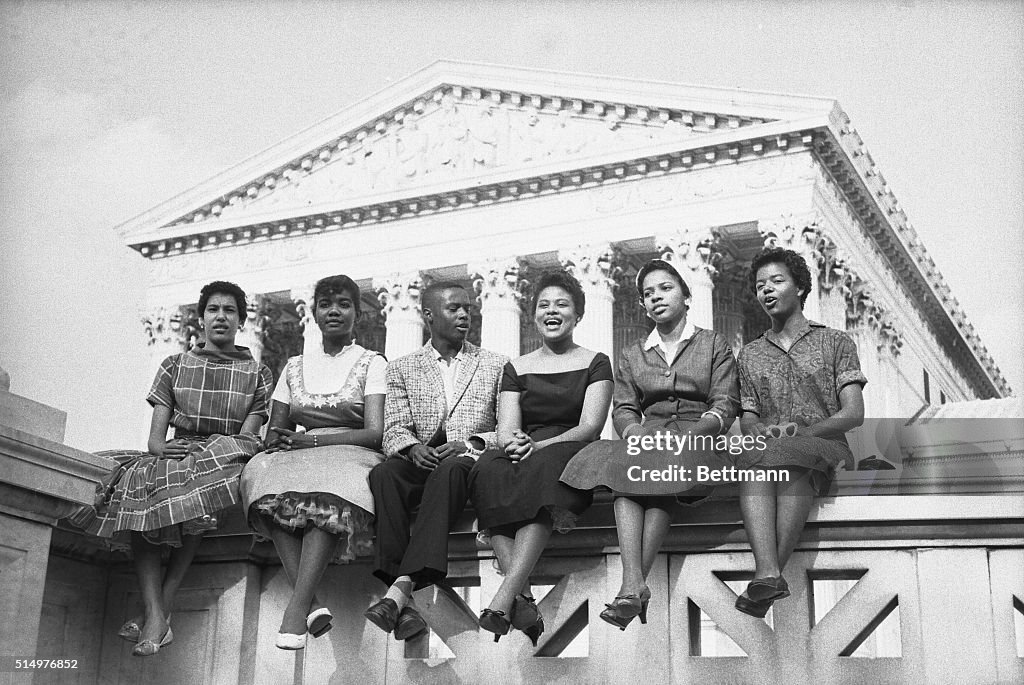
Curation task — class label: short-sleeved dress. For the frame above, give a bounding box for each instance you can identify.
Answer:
[734,320,867,494]
[560,326,740,497]
[67,346,274,549]
[240,344,386,562]
[469,353,613,534]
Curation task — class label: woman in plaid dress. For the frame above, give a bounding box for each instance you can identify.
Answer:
[68,281,273,655]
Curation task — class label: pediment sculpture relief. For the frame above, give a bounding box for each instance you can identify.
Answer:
[214,95,705,221]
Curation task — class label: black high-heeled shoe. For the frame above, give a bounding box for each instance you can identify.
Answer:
[511,594,545,647]
[599,586,651,631]
[478,608,511,642]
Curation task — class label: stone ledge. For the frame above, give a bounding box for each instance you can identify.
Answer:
[0,425,112,515]
[0,389,67,442]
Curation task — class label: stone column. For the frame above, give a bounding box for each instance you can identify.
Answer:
[291,283,321,357]
[760,214,822,321]
[819,240,849,330]
[560,244,619,438]
[374,272,424,360]
[471,256,524,359]
[655,226,719,329]
[235,293,267,363]
[559,243,619,362]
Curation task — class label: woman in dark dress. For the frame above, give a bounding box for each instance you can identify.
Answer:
[732,248,865,618]
[67,281,273,656]
[561,259,739,630]
[470,271,613,645]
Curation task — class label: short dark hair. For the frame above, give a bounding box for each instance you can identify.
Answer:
[749,247,812,307]
[198,281,248,324]
[636,258,691,299]
[532,271,585,318]
[421,281,466,313]
[313,275,361,315]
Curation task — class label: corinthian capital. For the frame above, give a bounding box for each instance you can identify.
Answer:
[470,256,525,306]
[656,226,720,280]
[290,283,318,327]
[558,243,621,293]
[141,305,188,348]
[759,212,823,264]
[373,272,423,318]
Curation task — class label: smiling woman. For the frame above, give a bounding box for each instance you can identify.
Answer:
[468,270,613,645]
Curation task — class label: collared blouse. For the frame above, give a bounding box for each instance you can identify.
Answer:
[612,326,739,435]
[737,320,867,441]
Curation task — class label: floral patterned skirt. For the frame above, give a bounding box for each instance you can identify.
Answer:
[239,438,384,562]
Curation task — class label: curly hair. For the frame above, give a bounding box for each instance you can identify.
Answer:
[749,247,811,308]
[532,270,586,318]
[635,258,691,300]
[198,281,248,324]
[313,275,362,315]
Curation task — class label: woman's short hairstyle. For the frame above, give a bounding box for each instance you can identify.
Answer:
[313,275,362,315]
[635,258,691,300]
[198,281,248,325]
[749,247,812,307]
[532,271,586,318]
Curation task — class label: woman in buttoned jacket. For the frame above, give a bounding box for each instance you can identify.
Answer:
[561,259,739,630]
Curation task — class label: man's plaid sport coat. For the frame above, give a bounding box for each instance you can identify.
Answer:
[382,341,508,458]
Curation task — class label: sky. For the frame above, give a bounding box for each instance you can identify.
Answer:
[1,0,1021,451]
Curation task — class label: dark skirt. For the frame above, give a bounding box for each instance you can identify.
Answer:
[560,419,722,497]
[730,434,854,495]
[469,437,593,534]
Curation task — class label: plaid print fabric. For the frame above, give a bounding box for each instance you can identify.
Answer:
[67,349,273,548]
[383,341,508,457]
[148,350,272,435]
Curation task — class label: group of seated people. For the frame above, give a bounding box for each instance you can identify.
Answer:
[67,245,865,656]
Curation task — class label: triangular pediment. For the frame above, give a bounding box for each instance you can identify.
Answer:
[117,60,838,244]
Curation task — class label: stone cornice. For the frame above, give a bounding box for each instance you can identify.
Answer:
[812,113,1009,399]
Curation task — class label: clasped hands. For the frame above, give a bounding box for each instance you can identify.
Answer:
[503,429,535,462]
[264,427,317,452]
[407,440,470,471]
[748,421,802,439]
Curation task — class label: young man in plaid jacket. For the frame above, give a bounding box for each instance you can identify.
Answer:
[364,281,507,640]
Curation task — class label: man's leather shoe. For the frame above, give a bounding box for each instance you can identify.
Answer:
[363,598,400,633]
[394,606,428,641]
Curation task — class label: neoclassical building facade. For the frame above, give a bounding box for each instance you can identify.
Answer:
[120,61,1009,428]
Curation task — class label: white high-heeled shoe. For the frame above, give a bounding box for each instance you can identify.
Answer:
[275,631,307,650]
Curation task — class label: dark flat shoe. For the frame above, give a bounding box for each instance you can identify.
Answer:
[394,606,428,641]
[735,592,772,618]
[746,576,790,603]
[363,598,399,634]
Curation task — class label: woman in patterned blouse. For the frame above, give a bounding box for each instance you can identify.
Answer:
[68,281,274,655]
[733,248,866,618]
[240,275,386,650]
